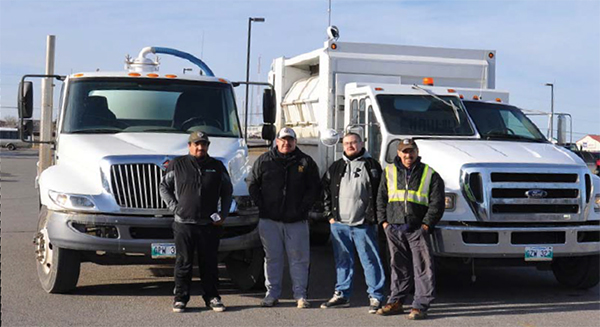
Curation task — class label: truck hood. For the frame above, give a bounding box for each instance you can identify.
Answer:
[416,139,586,189]
[58,133,243,162]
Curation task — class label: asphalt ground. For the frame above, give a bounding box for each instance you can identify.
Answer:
[1,149,599,326]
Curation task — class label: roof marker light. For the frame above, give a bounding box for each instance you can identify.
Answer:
[488,52,495,59]
[473,95,480,100]
[447,89,456,93]
[423,77,434,86]
[496,98,502,102]
[375,87,384,91]
[165,74,177,79]
[459,94,464,99]
[128,72,141,77]
[73,73,84,77]
[331,43,338,50]
[218,78,228,83]
[147,73,159,78]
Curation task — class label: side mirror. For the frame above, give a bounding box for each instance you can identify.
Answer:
[261,124,276,141]
[21,120,33,141]
[320,129,340,147]
[262,89,276,124]
[19,81,33,119]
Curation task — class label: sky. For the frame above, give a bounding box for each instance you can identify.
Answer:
[1,0,599,139]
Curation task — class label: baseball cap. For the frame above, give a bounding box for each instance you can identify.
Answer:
[277,127,297,139]
[188,131,210,144]
[397,138,418,152]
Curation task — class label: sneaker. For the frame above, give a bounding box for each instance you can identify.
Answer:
[320,291,350,309]
[172,301,186,313]
[407,308,427,320]
[368,298,382,314]
[260,297,279,307]
[297,298,311,309]
[207,297,226,312]
[376,302,403,316]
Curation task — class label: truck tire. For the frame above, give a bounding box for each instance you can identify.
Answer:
[34,207,81,293]
[224,248,265,291]
[551,255,600,290]
[6,143,16,151]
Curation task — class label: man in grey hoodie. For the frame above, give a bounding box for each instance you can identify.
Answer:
[320,132,386,314]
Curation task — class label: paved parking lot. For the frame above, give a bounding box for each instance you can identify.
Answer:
[1,149,599,326]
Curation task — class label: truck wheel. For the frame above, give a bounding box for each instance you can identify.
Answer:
[551,255,599,290]
[6,143,16,151]
[225,248,265,291]
[34,207,81,293]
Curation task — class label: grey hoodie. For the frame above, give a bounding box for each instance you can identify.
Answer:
[338,150,372,226]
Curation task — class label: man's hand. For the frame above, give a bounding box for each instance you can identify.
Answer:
[421,224,430,232]
[329,218,335,224]
[382,222,389,229]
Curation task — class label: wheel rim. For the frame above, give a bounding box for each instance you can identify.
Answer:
[34,227,53,274]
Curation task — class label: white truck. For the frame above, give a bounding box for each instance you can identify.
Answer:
[268,33,600,289]
[19,47,271,293]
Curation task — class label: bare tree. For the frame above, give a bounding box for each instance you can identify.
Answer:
[4,116,18,128]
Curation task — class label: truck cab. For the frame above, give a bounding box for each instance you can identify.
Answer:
[21,47,265,293]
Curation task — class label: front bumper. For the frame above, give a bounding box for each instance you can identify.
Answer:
[432,221,600,258]
[45,210,261,255]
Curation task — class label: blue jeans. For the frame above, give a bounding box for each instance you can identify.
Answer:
[330,222,386,302]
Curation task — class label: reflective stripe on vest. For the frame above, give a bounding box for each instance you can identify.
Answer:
[385,163,434,206]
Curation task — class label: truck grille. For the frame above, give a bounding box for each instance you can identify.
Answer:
[110,163,167,209]
[461,164,589,222]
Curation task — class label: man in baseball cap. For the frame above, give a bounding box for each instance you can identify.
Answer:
[189,131,211,144]
[277,127,297,140]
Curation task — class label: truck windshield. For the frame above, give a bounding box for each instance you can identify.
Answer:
[463,101,547,143]
[376,95,475,136]
[62,78,241,137]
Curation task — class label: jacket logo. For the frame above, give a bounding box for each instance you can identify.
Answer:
[525,189,548,199]
[298,166,305,173]
[353,167,362,178]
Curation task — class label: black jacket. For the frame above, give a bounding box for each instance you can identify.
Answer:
[322,150,382,224]
[159,155,233,225]
[248,147,321,223]
[376,157,445,229]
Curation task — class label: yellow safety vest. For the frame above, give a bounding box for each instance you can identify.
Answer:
[385,163,435,206]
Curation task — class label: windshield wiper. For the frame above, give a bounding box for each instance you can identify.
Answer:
[484,133,545,142]
[137,128,182,133]
[69,128,121,134]
[412,84,461,123]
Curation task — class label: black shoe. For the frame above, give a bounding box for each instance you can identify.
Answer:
[207,297,226,312]
[320,292,350,309]
[172,301,186,313]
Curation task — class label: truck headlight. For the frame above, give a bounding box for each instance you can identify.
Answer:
[595,195,600,213]
[49,190,96,210]
[445,193,456,211]
[232,195,255,212]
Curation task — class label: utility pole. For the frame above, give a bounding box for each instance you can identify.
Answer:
[39,35,56,175]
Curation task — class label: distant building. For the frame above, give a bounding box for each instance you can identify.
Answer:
[576,135,600,153]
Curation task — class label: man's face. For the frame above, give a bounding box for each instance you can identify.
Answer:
[276,136,296,154]
[397,147,418,168]
[343,134,363,157]
[188,141,209,158]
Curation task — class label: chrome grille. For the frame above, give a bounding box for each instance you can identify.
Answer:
[110,163,167,209]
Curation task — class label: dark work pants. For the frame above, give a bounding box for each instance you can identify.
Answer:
[173,222,221,305]
[384,224,435,311]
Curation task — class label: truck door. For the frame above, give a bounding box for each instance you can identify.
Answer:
[346,96,382,161]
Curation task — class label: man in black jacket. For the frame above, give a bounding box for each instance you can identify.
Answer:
[160,131,233,313]
[320,133,386,314]
[248,127,320,309]
[375,138,445,320]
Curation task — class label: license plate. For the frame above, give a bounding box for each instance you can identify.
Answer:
[151,243,176,259]
[524,246,553,261]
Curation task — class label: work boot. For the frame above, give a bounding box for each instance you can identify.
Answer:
[407,308,428,320]
[376,302,403,316]
[320,291,350,309]
[260,297,279,307]
[172,301,186,313]
[297,298,311,309]
[368,297,382,314]
[207,297,226,312]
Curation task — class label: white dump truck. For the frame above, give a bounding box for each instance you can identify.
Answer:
[19,47,271,293]
[268,32,600,289]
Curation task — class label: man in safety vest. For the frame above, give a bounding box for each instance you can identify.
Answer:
[375,138,445,320]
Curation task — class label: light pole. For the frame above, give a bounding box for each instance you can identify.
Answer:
[244,17,265,140]
[545,83,554,141]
